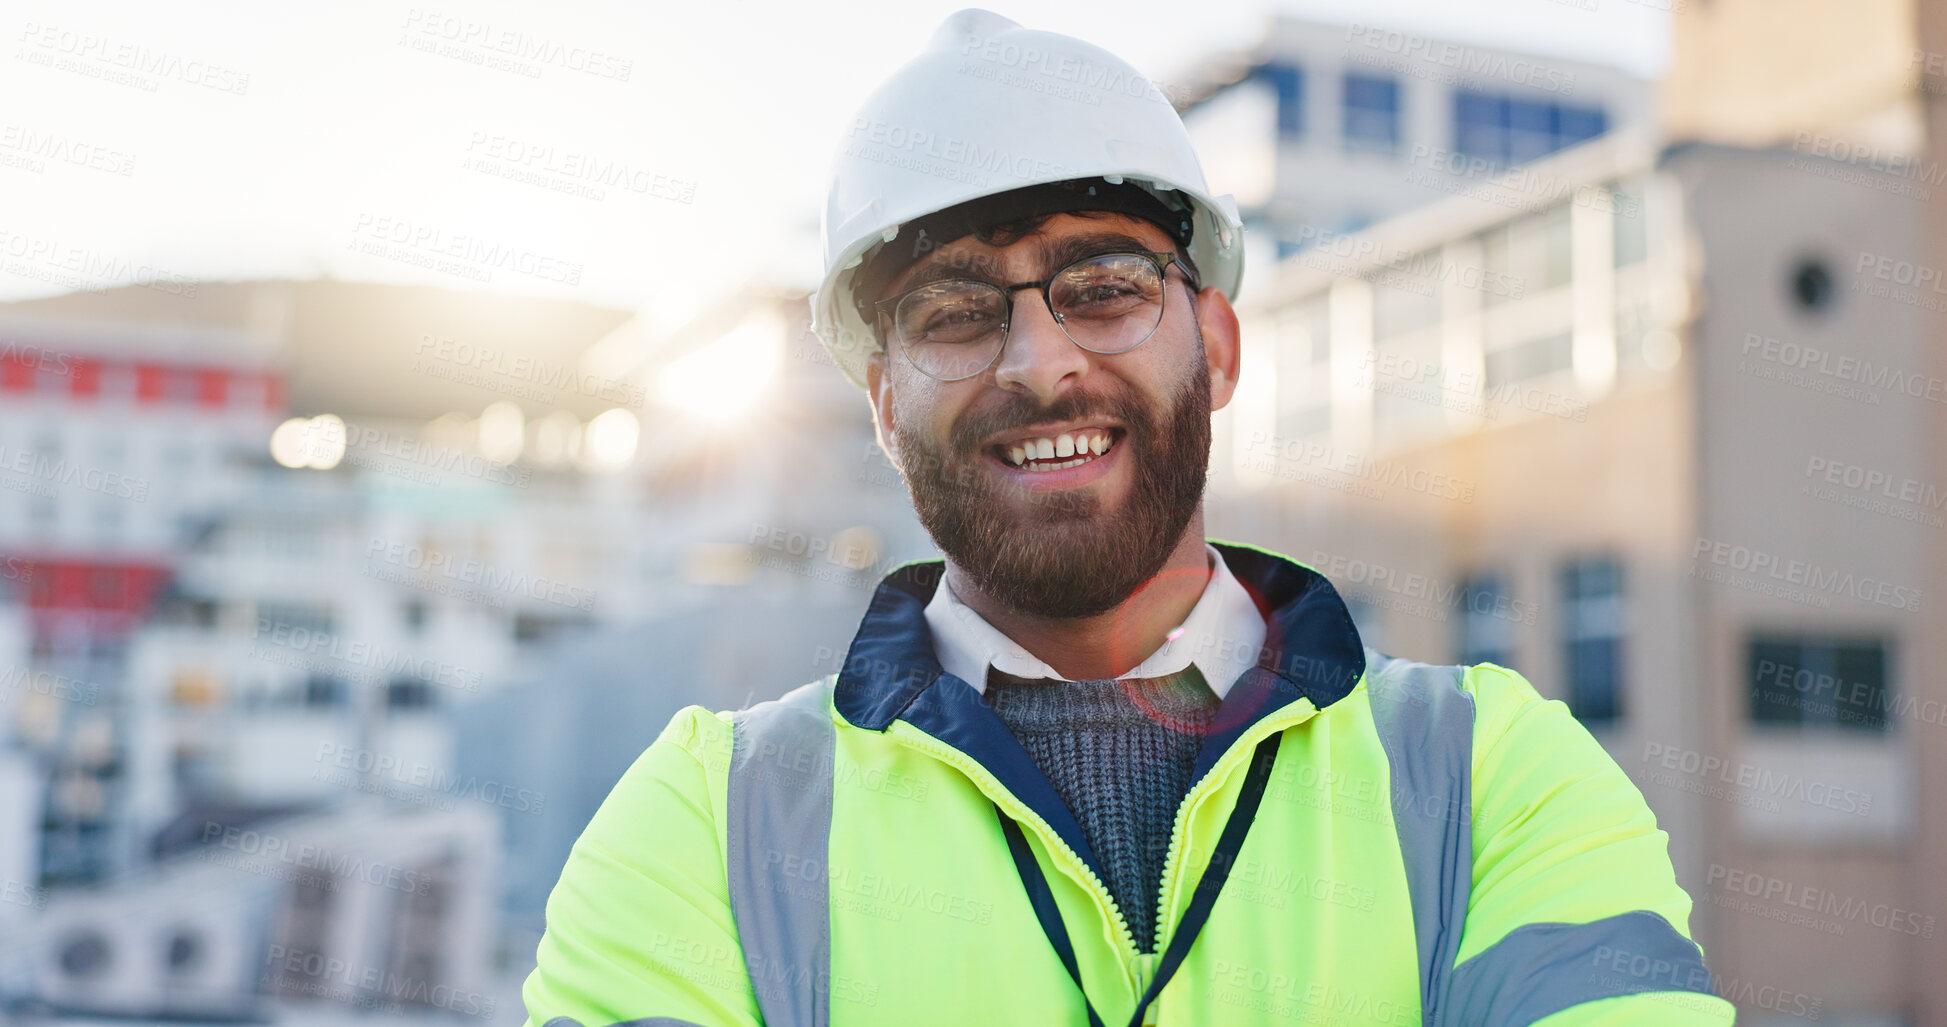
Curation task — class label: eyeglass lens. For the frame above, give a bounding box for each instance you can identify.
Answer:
[893,253,1168,380]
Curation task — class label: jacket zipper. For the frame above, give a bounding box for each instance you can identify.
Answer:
[1152,702,1317,957]
[883,697,1326,1008]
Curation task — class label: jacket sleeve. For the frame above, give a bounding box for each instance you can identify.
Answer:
[520,706,764,1027]
[1447,664,1737,1026]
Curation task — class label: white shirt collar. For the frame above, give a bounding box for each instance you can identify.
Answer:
[922,543,1268,699]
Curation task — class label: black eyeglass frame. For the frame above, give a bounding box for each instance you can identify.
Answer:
[869,249,1203,382]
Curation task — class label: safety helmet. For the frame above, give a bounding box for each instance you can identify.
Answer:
[809,8,1245,390]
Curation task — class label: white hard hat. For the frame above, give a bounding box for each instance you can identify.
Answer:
[810,8,1245,390]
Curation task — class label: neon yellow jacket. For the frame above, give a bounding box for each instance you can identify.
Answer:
[523,543,1734,1026]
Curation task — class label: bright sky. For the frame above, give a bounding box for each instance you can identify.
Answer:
[4,0,1667,338]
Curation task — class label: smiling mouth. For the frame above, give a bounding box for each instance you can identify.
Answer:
[988,427,1123,472]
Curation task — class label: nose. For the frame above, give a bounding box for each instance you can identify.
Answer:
[989,286,1089,402]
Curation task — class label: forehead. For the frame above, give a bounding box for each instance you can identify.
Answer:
[884,212,1175,295]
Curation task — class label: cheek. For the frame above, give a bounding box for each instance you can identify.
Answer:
[889,382,956,446]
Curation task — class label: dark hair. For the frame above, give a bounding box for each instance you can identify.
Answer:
[968,210,1201,283]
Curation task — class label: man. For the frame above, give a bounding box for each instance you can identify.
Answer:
[523,10,1733,1027]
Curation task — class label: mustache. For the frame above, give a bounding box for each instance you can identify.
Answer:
[948,387,1144,455]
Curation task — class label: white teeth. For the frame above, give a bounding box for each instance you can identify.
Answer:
[998,429,1116,470]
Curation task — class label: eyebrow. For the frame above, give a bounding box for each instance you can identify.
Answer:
[896,231,1158,293]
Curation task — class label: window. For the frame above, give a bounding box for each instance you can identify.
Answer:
[1479,202,1571,305]
[1452,90,1608,166]
[1457,573,1517,668]
[1256,62,1306,139]
[1342,73,1400,154]
[1560,556,1624,724]
[386,676,436,710]
[1747,635,1889,731]
[258,601,334,637]
[1484,331,1573,387]
[301,673,344,708]
[1611,178,1648,267]
[1276,296,1331,441]
[1371,271,1440,339]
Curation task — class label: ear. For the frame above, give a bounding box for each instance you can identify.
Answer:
[865,350,900,466]
[1193,286,1241,411]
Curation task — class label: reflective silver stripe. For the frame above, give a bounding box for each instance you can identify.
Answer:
[726,679,836,1027]
[1364,648,1474,1027]
[543,1018,708,1026]
[1445,911,1718,1025]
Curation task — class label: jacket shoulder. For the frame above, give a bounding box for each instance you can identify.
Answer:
[1359,650,1553,765]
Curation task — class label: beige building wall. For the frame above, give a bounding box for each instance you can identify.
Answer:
[1674,140,1932,1021]
[1210,129,1938,1021]
[1913,3,1947,1025]
[1663,0,1922,153]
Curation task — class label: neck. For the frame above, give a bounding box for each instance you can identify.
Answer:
[944,516,1214,681]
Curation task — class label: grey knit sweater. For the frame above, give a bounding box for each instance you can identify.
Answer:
[983,667,1220,953]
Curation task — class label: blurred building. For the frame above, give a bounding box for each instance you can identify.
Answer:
[0,276,944,1019]
[1208,57,1939,1023]
[1174,14,1651,272]
[462,287,938,948]
[0,281,654,1019]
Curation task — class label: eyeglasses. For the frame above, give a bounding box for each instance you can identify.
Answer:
[871,250,1201,382]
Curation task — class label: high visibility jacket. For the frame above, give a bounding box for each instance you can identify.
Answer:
[523,543,1733,1027]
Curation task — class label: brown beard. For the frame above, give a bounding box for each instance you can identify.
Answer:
[891,348,1212,619]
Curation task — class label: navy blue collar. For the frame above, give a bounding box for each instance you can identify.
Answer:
[831,541,1368,882]
[834,541,1365,728]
